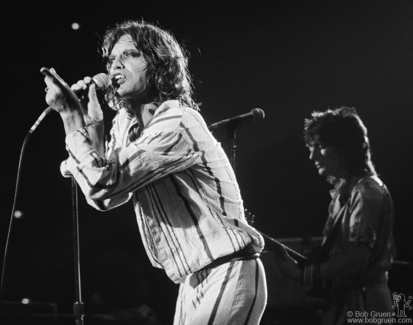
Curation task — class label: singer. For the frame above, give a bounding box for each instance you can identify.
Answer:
[274,107,396,325]
[42,19,267,325]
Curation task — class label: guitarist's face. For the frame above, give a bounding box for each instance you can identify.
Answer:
[309,143,344,178]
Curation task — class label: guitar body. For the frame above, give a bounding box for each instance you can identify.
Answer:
[303,245,331,298]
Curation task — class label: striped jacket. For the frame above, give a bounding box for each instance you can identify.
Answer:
[61,100,264,283]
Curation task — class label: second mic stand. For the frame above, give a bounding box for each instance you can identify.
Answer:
[71,178,84,325]
[226,120,241,172]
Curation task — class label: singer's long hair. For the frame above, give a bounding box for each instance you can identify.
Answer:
[304,106,376,183]
[102,19,198,111]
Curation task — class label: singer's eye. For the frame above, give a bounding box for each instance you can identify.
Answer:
[121,51,141,60]
[104,51,141,71]
[105,57,115,70]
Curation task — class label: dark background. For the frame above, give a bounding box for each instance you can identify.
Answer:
[1,0,413,324]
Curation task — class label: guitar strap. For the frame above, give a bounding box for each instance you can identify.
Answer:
[315,198,347,263]
[305,202,346,298]
[318,214,343,261]
[325,213,343,247]
[322,176,389,254]
[322,176,366,249]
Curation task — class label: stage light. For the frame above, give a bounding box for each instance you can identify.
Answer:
[71,22,80,30]
[21,298,30,304]
[14,210,23,218]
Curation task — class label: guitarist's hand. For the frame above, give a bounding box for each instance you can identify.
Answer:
[274,246,302,281]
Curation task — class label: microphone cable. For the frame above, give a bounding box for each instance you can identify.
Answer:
[0,107,53,304]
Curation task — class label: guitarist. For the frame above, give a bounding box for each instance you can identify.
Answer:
[275,107,396,324]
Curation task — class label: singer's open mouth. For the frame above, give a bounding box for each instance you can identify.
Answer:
[110,73,126,87]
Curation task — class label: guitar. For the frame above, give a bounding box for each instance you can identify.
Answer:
[245,210,330,298]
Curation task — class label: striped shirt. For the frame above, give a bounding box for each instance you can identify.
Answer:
[61,100,264,283]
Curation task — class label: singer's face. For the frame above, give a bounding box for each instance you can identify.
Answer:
[107,35,149,103]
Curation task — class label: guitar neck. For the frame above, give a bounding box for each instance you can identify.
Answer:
[258,231,309,267]
[244,210,309,267]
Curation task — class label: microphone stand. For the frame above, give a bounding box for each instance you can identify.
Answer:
[226,120,240,172]
[71,178,84,325]
[208,108,265,172]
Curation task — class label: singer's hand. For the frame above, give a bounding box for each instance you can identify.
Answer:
[41,67,85,134]
[71,77,104,125]
[71,77,106,156]
[41,67,82,114]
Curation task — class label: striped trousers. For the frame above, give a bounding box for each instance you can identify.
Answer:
[173,258,267,325]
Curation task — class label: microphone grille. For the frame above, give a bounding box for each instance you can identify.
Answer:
[93,73,110,89]
[251,108,265,121]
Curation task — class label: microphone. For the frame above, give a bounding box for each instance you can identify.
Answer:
[36,69,110,133]
[208,108,265,130]
[92,73,110,89]
[40,67,110,91]
[73,73,110,96]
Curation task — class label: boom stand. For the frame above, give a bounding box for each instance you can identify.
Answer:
[71,178,84,325]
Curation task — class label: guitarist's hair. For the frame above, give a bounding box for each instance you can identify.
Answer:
[304,106,376,181]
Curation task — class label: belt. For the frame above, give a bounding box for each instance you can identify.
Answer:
[199,244,260,272]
